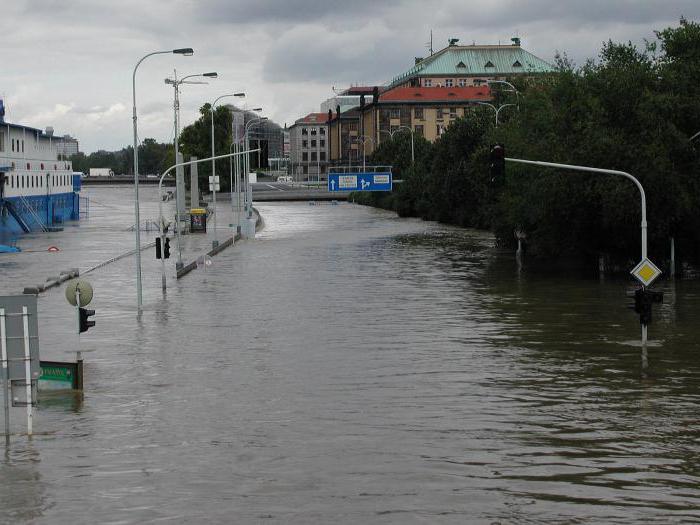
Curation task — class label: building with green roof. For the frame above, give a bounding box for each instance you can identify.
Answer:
[389,38,555,89]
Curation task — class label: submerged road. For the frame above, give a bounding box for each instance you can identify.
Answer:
[1,186,700,523]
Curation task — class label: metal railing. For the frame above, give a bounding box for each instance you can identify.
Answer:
[16,195,48,232]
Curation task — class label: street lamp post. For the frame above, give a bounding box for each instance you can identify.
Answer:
[355,135,375,171]
[132,47,192,312]
[164,70,217,267]
[379,126,414,163]
[210,92,245,248]
[474,101,517,126]
[488,80,520,109]
[243,116,267,219]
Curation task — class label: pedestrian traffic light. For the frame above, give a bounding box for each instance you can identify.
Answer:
[489,143,505,185]
[164,237,171,259]
[633,288,663,325]
[79,307,95,333]
[156,237,162,259]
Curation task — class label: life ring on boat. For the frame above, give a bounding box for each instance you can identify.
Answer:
[47,246,60,252]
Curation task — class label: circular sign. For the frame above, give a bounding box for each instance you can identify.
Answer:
[65,279,94,307]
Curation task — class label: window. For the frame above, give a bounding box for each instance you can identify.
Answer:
[456,61,467,69]
[415,125,424,137]
[458,78,467,87]
[320,152,326,161]
[302,152,308,161]
[311,152,317,161]
[302,140,308,148]
[436,124,444,136]
[450,107,457,117]
[303,166,308,174]
[12,139,15,152]
[311,140,316,147]
[22,140,24,153]
[424,79,432,87]
[311,129,317,136]
[484,61,495,68]
[445,79,454,87]
[320,128,326,135]
[390,108,400,119]
[437,108,444,119]
[301,128,308,135]
[512,60,522,68]
[320,140,325,147]
[414,108,424,120]
[0,131,4,152]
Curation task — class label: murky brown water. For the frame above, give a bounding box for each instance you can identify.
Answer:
[1,188,699,523]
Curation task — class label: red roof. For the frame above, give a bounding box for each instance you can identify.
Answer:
[296,112,331,124]
[380,85,491,102]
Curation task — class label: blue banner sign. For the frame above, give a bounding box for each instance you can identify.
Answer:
[327,172,393,192]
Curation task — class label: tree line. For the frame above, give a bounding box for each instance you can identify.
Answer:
[70,138,174,176]
[355,19,700,271]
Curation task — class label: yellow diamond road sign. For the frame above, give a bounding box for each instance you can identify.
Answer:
[631,258,662,286]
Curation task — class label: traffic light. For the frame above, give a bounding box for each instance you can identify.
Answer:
[156,237,162,259]
[633,288,664,325]
[163,238,171,259]
[79,307,95,333]
[489,143,505,185]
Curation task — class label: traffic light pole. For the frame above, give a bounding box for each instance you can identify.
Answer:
[505,158,648,260]
[505,157,651,369]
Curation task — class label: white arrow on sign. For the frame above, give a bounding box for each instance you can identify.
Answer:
[330,180,336,190]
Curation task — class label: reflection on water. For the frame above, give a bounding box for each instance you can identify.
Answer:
[1,196,699,523]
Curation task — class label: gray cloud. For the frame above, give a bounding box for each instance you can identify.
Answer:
[197,0,407,24]
[2,0,697,152]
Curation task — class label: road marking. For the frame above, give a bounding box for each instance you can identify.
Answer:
[265,183,285,192]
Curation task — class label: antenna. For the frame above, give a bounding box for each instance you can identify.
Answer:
[425,30,433,56]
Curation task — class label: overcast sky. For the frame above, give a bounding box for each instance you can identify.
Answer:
[2,0,698,153]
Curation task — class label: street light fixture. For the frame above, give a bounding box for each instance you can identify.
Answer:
[242,117,268,223]
[164,70,218,268]
[379,126,414,163]
[132,47,193,312]
[474,101,517,126]
[354,135,375,171]
[210,92,245,248]
[476,79,520,109]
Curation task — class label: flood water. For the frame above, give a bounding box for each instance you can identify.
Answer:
[1,187,700,523]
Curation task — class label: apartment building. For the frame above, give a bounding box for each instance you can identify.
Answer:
[288,112,330,180]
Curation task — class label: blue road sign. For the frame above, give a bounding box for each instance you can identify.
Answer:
[327,172,393,192]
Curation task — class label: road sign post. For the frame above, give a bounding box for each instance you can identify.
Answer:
[1,307,9,445]
[0,295,41,441]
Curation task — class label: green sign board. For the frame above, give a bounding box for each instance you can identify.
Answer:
[39,361,82,391]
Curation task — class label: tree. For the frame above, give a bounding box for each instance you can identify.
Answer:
[179,104,233,191]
